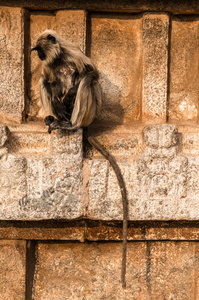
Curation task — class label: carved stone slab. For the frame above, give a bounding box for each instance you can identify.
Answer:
[1,124,199,221]
[0,126,84,220]
[87,124,199,220]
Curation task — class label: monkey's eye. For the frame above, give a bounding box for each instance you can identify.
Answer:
[47,34,56,44]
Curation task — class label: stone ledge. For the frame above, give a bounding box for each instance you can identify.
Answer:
[1,124,199,221]
[0,221,198,241]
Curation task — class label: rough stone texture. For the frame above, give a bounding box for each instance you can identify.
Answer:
[0,0,199,14]
[0,6,199,299]
[181,132,199,156]
[0,240,26,300]
[8,131,51,155]
[33,241,199,299]
[87,124,199,220]
[30,10,87,120]
[143,124,178,149]
[34,242,148,299]
[142,14,169,122]
[169,18,199,121]
[0,128,84,220]
[148,242,199,299]
[55,10,87,53]
[85,226,143,241]
[91,16,142,124]
[0,7,25,124]
[88,125,145,158]
[145,227,199,241]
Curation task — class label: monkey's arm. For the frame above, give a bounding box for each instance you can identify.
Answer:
[39,75,55,116]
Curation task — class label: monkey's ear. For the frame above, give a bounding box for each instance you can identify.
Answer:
[47,34,56,44]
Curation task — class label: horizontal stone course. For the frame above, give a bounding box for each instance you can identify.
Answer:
[0,0,198,14]
[0,223,198,240]
[0,124,199,221]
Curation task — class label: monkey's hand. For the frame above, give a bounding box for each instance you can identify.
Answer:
[44,115,55,126]
[44,115,71,134]
[44,115,55,133]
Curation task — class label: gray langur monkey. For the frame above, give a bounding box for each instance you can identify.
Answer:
[31,30,128,288]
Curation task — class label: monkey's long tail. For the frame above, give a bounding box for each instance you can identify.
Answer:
[85,131,128,288]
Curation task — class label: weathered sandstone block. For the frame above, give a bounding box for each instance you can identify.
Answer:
[33,241,199,299]
[0,128,84,220]
[142,14,169,122]
[169,19,199,121]
[143,124,178,149]
[0,7,25,123]
[148,242,199,299]
[0,240,26,300]
[87,124,199,220]
[91,16,142,124]
[34,242,148,299]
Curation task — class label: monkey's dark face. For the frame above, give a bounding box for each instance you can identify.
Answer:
[31,31,61,64]
[31,45,46,61]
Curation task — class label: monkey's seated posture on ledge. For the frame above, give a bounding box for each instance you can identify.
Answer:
[31,30,128,288]
[31,30,101,133]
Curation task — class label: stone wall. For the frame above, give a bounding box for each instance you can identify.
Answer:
[0,1,199,299]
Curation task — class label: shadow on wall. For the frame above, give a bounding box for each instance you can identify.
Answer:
[91,73,124,135]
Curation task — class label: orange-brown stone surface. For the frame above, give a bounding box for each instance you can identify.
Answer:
[34,242,148,299]
[33,241,199,299]
[0,240,26,300]
[0,7,25,124]
[142,14,169,123]
[169,18,199,121]
[91,16,142,124]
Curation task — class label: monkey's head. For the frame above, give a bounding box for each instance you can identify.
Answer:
[31,30,62,64]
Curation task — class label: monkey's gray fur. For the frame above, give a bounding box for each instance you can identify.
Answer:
[32,30,128,288]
